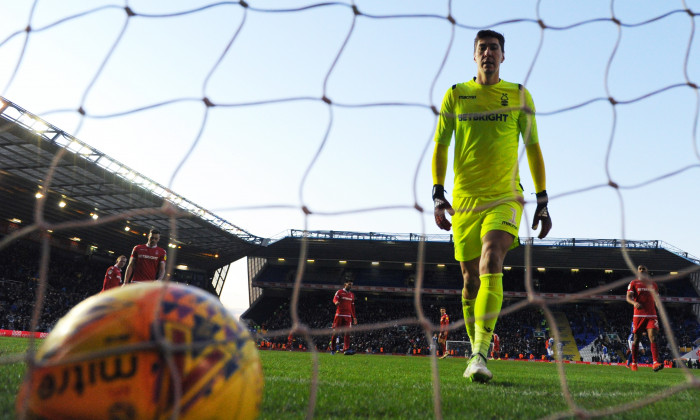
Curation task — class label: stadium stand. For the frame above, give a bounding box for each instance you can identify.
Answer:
[240,232,700,364]
[0,97,265,299]
[0,235,246,333]
[0,239,97,332]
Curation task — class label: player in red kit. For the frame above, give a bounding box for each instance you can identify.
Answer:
[626,265,663,372]
[491,333,500,359]
[438,307,450,359]
[101,255,126,292]
[123,228,167,284]
[329,281,357,355]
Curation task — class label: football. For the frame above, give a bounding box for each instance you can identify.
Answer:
[16,282,263,419]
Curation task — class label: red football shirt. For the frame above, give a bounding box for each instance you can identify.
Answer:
[440,314,450,330]
[627,279,659,317]
[130,244,167,282]
[333,288,356,318]
[101,265,122,292]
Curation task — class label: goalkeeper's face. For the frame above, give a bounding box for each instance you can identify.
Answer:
[474,37,504,76]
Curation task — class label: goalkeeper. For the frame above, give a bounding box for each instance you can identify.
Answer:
[431,29,552,383]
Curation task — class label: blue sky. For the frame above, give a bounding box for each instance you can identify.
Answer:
[1,0,699,316]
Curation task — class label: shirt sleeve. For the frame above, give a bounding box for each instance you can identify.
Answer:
[433,87,455,146]
[518,87,539,146]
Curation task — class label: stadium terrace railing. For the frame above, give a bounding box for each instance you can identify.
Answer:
[0,96,264,246]
[283,229,453,243]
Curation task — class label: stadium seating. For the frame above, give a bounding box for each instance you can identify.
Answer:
[244,259,700,363]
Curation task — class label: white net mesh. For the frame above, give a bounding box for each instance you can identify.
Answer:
[2,1,700,419]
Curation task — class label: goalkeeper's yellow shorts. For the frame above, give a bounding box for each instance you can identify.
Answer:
[452,195,523,262]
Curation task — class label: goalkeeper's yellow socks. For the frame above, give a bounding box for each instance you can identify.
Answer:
[473,273,503,357]
[461,295,476,345]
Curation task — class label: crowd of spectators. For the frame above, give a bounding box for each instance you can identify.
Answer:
[0,239,109,332]
[254,293,455,355]
[0,237,219,333]
[247,289,700,365]
[533,301,700,364]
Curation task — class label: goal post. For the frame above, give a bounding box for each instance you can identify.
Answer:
[446,340,472,358]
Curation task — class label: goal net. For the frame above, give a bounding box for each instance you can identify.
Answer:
[2,1,700,419]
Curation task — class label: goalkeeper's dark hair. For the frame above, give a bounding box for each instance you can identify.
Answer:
[474,29,505,53]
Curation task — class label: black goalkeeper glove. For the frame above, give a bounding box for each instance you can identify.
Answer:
[532,190,552,239]
[432,185,455,231]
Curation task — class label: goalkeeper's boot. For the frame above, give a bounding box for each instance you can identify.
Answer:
[463,353,492,383]
[653,362,664,372]
[630,363,638,371]
[344,349,356,355]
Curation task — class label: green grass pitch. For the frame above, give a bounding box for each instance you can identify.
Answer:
[2,337,699,419]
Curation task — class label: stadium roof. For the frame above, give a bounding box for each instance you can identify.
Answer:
[253,230,700,271]
[0,97,264,273]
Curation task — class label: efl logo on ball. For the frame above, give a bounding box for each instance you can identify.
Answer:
[16,282,263,419]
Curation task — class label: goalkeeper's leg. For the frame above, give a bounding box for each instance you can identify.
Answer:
[461,296,476,345]
[466,229,513,383]
[473,273,503,358]
[465,274,503,383]
[460,260,480,346]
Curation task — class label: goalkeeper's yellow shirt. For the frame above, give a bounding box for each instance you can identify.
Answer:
[434,78,539,198]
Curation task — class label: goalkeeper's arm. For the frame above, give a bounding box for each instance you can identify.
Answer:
[526,142,552,239]
[432,143,454,231]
